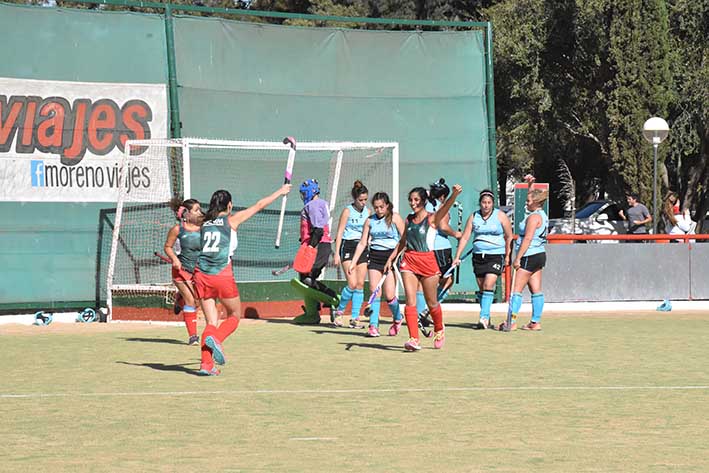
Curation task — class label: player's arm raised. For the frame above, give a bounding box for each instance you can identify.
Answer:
[433,184,462,228]
[229,184,292,230]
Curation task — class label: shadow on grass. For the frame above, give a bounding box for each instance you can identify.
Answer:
[116,361,202,376]
[121,337,186,345]
[338,341,402,351]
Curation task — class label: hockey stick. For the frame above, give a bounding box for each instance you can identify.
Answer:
[271,264,292,276]
[275,136,296,249]
[442,246,474,279]
[502,268,517,332]
[454,201,463,284]
[154,251,172,264]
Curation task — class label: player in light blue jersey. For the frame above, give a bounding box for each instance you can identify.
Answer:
[332,180,370,328]
[349,191,405,338]
[193,184,291,376]
[500,174,548,331]
[164,197,204,345]
[453,189,512,329]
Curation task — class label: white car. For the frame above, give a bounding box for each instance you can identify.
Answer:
[548,200,627,243]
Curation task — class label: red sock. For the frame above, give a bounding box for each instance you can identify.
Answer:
[404,305,419,340]
[216,316,239,342]
[430,303,444,332]
[183,310,197,337]
[200,324,217,367]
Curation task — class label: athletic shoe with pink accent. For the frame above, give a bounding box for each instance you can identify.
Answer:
[331,310,344,327]
[366,325,380,337]
[520,321,542,331]
[388,318,403,336]
[349,318,365,329]
[404,337,421,351]
[433,330,445,349]
[497,321,517,331]
[198,365,221,376]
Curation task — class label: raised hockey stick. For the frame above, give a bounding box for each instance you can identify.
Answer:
[275,136,297,249]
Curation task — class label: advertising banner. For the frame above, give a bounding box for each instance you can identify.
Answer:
[0,77,169,202]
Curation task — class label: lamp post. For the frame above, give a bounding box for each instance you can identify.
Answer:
[642,117,669,234]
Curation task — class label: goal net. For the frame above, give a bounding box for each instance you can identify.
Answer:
[106,138,399,320]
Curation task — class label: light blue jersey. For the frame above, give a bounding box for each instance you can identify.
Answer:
[342,204,369,241]
[472,209,506,255]
[515,209,548,257]
[425,200,452,250]
[368,214,399,250]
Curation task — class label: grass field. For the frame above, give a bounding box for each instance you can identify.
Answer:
[2,310,709,472]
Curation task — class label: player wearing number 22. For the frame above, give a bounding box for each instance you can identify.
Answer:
[193,184,291,376]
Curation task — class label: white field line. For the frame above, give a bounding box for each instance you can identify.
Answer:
[2,385,709,399]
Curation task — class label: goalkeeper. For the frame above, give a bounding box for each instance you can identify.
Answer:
[291,179,340,325]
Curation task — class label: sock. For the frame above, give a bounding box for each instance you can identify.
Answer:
[416,291,427,314]
[531,293,544,323]
[351,289,364,319]
[200,324,217,368]
[510,292,523,316]
[388,297,402,321]
[404,305,419,339]
[216,315,239,342]
[338,286,354,312]
[480,291,494,321]
[183,305,197,337]
[369,297,381,327]
[430,303,444,332]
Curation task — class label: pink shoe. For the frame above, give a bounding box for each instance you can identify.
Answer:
[388,318,403,336]
[521,321,542,331]
[366,325,380,337]
[404,337,421,351]
[433,330,445,349]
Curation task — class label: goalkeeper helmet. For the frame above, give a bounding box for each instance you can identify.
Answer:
[33,311,53,326]
[299,179,320,204]
[77,307,97,323]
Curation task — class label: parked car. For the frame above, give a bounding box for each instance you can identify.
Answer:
[548,200,627,242]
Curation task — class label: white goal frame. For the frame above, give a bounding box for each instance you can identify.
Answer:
[106,138,399,321]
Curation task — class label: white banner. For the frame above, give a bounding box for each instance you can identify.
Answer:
[0,77,169,202]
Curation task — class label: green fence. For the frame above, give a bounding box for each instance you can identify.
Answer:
[0,1,496,311]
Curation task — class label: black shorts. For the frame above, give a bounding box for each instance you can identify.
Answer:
[309,242,332,278]
[340,239,368,265]
[473,253,505,277]
[368,248,394,272]
[519,252,546,273]
[434,248,453,277]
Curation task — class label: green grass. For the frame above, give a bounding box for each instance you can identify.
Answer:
[2,311,709,472]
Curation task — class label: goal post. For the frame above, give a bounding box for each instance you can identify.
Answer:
[106,138,399,321]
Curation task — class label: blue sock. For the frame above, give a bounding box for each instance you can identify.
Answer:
[351,289,364,319]
[388,297,402,321]
[510,292,523,316]
[416,291,426,314]
[531,293,544,323]
[480,290,494,320]
[369,298,381,327]
[338,286,353,312]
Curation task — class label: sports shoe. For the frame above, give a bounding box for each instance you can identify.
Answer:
[366,325,380,337]
[204,335,226,365]
[433,330,446,349]
[188,335,200,346]
[349,318,365,329]
[331,310,344,327]
[474,318,491,330]
[520,321,542,331]
[404,337,421,351]
[198,366,221,376]
[497,321,517,332]
[388,318,403,336]
[656,299,672,312]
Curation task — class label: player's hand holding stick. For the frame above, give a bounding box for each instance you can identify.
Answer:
[275,136,296,249]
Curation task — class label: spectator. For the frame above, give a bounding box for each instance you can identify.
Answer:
[619,193,651,241]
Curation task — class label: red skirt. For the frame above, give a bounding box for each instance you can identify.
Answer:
[171,267,194,284]
[400,250,440,278]
[193,264,240,299]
